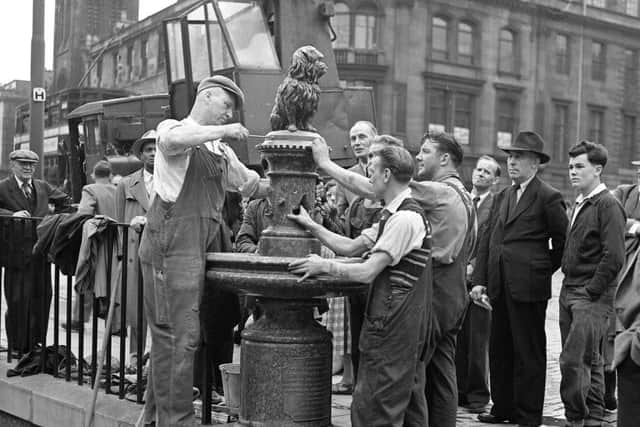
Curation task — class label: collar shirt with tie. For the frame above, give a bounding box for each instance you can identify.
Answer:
[471,190,490,211]
[514,173,536,204]
[143,169,155,201]
[15,175,33,201]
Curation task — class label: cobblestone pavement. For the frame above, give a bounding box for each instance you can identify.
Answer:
[329,271,617,426]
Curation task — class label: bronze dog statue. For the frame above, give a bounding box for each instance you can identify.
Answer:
[270,45,328,132]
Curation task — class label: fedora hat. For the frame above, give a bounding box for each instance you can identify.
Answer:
[131,129,158,158]
[501,131,550,164]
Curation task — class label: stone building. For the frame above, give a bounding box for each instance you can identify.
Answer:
[77,0,640,193]
[0,81,30,171]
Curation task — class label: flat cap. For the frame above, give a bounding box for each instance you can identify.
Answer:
[10,149,39,163]
[131,129,158,158]
[197,75,245,108]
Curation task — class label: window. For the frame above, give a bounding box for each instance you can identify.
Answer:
[556,34,569,74]
[427,87,475,145]
[392,83,407,134]
[624,0,639,15]
[496,97,518,148]
[333,3,351,48]
[432,17,449,60]
[126,44,133,81]
[625,48,638,87]
[588,107,605,144]
[553,102,570,161]
[624,114,637,160]
[458,22,473,65]
[589,0,606,7]
[354,6,377,49]
[591,41,606,81]
[498,29,516,73]
[140,38,148,78]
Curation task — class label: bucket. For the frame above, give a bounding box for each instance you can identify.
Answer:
[219,363,241,414]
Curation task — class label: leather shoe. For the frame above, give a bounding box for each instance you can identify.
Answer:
[477,413,512,423]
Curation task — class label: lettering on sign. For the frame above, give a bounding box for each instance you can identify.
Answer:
[32,87,46,102]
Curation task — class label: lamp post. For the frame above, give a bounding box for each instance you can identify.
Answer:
[30,0,45,179]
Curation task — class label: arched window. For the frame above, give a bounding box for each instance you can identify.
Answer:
[458,22,474,65]
[354,5,377,49]
[432,17,449,60]
[498,29,516,73]
[332,2,351,48]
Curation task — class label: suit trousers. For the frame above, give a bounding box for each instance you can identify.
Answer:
[489,288,547,426]
[617,356,640,427]
[455,300,491,406]
[348,290,367,384]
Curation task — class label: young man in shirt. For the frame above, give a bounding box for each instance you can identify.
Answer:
[288,145,431,427]
[560,140,625,427]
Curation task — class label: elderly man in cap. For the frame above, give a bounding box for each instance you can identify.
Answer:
[472,131,568,426]
[0,149,71,355]
[136,76,266,427]
[115,130,156,372]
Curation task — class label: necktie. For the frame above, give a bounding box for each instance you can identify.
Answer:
[507,184,520,218]
[473,196,480,211]
[22,182,32,201]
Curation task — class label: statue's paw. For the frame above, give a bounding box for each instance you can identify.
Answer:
[287,124,298,132]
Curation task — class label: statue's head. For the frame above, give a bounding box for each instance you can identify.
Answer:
[288,45,328,83]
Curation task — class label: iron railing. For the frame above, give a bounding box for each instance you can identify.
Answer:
[0,215,218,424]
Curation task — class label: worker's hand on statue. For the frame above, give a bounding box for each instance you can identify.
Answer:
[223,123,249,141]
[469,285,487,301]
[287,205,315,230]
[288,254,328,282]
[311,137,331,167]
[12,210,31,218]
[130,215,147,233]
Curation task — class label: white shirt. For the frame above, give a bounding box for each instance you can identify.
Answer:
[154,117,260,202]
[143,169,154,199]
[514,173,536,203]
[471,189,490,208]
[571,183,608,227]
[360,188,427,266]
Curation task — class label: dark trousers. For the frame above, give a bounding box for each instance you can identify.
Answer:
[489,289,547,426]
[455,300,491,406]
[617,356,640,427]
[348,290,367,383]
[559,286,611,422]
[425,328,459,427]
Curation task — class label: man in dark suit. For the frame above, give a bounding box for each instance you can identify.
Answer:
[456,155,501,413]
[0,149,71,354]
[473,132,568,426]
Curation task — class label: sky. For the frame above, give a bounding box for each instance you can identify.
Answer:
[0,0,175,85]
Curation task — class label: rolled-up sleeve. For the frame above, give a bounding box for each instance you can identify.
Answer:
[218,141,260,198]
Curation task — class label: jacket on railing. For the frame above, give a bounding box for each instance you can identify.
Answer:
[48,213,94,276]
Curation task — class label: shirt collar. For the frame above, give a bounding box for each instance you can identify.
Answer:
[472,189,490,205]
[575,183,607,205]
[513,173,536,191]
[14,175,31,188]
[383,188,413,214]
[143,169,153,183]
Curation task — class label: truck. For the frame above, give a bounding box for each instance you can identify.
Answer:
[65,0,376,201]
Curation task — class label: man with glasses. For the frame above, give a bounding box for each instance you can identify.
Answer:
[0,149,71,355]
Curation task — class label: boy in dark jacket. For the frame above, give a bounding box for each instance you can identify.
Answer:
[560,141,625,427]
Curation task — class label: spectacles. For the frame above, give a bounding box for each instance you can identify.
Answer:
[15,162,36,169]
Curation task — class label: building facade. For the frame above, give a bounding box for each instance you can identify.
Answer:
[74,0,640,194]
[0,81,30,171]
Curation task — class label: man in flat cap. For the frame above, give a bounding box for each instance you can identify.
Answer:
[115,130,156,374]
[0,149,71,355]
[136,76,267,426]
[473,131,568,426]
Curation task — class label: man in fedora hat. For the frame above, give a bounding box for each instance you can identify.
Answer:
[136,76,267,426]
[0,149,71,355]
[115,129,157,373]
[473,131,568,426]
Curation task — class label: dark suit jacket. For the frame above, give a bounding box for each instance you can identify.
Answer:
[0,175,70,217]
[474,176,568,302]
[470,192,494,263]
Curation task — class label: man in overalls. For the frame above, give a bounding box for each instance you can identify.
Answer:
[137,76,264,426]
[289,145,432,426]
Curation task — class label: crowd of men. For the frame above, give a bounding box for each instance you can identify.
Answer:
[0,74,639,427]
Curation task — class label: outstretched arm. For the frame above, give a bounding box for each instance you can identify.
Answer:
[288,251,391,284]
[311,137,375,199]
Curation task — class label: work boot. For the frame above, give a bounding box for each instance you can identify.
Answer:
[604,371,617,411]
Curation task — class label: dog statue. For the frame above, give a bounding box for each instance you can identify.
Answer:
[270,45,328,132]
